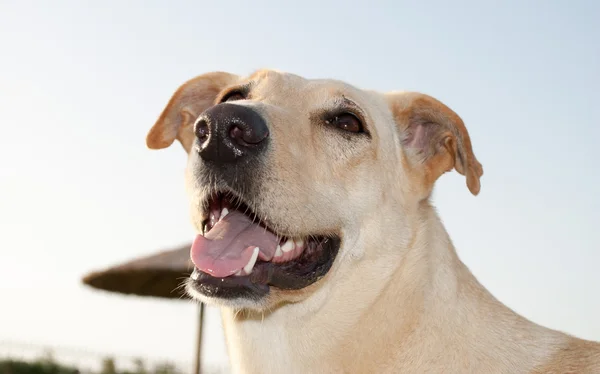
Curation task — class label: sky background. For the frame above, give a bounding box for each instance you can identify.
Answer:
[1,0,599,371]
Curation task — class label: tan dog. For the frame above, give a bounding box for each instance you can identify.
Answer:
[147,70,600,373]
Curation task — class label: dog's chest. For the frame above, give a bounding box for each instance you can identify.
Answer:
[222,312,304,374]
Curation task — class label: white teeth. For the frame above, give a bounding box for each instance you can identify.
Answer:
[243,247,260,274]
[274,245,283,258]
[221,208,229,219]
[234,269,243,276]
[281,239,294,253]
[294,238,304,249]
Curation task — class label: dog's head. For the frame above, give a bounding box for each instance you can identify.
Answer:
[147,69,482,310]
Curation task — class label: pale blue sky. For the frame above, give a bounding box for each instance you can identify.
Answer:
[1,0,599,371]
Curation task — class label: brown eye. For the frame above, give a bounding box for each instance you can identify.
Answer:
[330,113,363,133]
[221,91,245,102]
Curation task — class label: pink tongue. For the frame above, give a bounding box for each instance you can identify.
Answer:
[190,211,279,277]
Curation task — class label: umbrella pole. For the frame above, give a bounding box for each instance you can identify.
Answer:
[194,302,205,374]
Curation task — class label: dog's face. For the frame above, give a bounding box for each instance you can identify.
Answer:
[147,69,482,310]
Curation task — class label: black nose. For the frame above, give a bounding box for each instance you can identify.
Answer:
[194,103,269,164]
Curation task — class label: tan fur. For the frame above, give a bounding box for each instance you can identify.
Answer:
[531,338,600,373]
[147,72,239,152]
[149,69,600,373]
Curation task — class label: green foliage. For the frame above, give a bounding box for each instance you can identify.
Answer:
[100,358,116,374]
[131,359,147,374]
[0,356,183,374]
[0,357,80,374]
[151,362,180,374]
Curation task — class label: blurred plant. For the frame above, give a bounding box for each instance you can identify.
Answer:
[0,357,80,374]
[152,362,180,374]
[100,358,116,374]
[0,356,217,374]
[131,358,147,374]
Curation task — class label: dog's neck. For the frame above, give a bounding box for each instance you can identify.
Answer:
[219,202,562,374]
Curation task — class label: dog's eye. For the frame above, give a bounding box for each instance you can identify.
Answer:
[221,91,245,103]
[328,113,363,133]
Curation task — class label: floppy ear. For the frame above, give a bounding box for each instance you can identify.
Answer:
[386,92,483,196]
[146,72,239,153]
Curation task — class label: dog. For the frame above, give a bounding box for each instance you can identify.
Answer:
[146,69,600,373]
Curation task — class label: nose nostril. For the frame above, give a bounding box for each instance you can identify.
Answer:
[229,123,269,146]
[229,125,244,144]
[195,119,210,143]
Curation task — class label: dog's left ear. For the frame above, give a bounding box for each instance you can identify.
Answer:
[386,92,483,196]
[146,72,240,153]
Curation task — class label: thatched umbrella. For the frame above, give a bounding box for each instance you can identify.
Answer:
[81,243,205,374]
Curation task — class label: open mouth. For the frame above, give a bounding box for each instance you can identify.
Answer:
[188,192,340,299]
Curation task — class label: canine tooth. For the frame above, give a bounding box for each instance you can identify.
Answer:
[243,247,260,274]
[281,239,294,253]
[274,245,283,258]
[234,269,243,276]
[294,238,304,249]
[221,207,229,219]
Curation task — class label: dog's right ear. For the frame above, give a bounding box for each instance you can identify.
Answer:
[146,72,239,153]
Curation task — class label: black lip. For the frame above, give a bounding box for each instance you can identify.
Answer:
[189,270,270,299]
[188,236,341,300]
